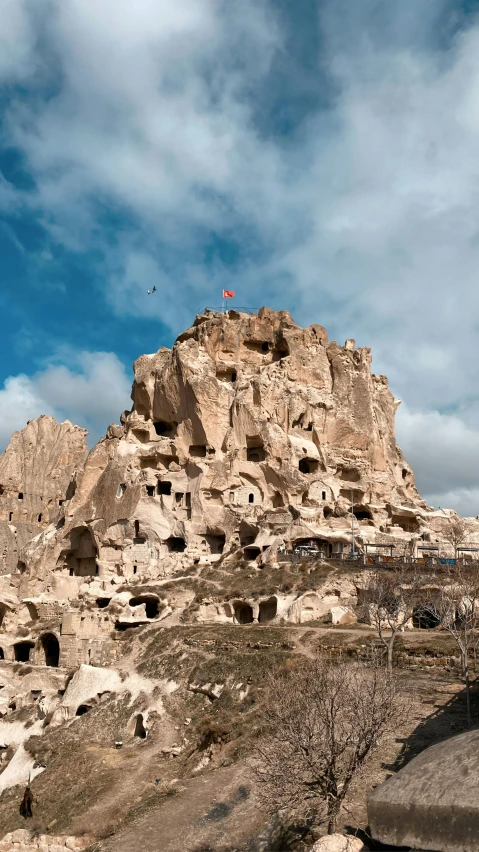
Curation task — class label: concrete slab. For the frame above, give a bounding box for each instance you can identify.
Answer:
[368,728,479,852]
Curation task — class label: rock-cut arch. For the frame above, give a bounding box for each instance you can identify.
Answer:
[40,633,60,667]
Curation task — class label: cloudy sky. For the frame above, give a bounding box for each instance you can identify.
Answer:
[1,0,479,514]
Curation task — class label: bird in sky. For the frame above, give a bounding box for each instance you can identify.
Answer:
[147,286,157,295]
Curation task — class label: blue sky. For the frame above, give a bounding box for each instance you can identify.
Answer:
[2,0,479,514]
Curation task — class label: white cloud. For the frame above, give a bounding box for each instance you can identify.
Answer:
[0,352,131,450]
[396,404,479,515]
[3,1,479,512]
[0,0,37,81]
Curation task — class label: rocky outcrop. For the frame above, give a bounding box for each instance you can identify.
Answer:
[19,308,426,593]
[0,829,92,851]
[0,416,88,575]
[0,415,88,528]
[0,307,473,670]
[311,835,368,852]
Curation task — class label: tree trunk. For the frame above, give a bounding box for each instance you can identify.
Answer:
[327,798,339,835]
[462,652,472,728]
[387,635,395,673]
[327,813,337,835]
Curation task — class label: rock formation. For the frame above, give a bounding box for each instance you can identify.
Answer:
[19,307,428,588]
[0,416,88,575]
[0,307,471,669]
[0,307,475,848]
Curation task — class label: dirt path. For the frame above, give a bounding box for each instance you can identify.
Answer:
[98,764,267,852]
[68,727,178,839]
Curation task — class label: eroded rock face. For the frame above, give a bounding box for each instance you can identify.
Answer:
[20,308,425,590]
[0,307,467,670]
[0,416,88,575]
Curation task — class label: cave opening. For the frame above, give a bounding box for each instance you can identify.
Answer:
[299,458,319,475]
[234,603,254,624]
[134,713,147,739]
[130,596,159,619]
[190,445,207,458]
[258,598,277,623]
[153,421,175,437]
[167,537,186,553]
[40,633,60,667]
[14,641,34,663]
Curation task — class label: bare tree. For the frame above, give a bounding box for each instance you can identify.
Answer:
[418,565,479,727]
[360,566,421,672]
[440,516,474,557]
[252,659,402,835]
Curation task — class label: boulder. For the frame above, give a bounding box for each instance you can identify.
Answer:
[368,727,479,852]
[330,606,357,625]
[311,834,367,851]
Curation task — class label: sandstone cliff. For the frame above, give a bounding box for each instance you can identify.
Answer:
[0,416,88,575]
[17,308,427,594]
[0,307,473,842]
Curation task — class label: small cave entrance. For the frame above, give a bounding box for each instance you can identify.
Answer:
[134,713,147,739]
[157,481,172,496]
[272,340,290,361]
[339,468,361,482]
[239,521,258,548]
[153,421,175,437]
[14,641,34,663]
[412,606,441,629]
[234,603,254,624]
[243,339,271,354]
[246,436,265,463]
[0,605,6,629]
[167,537,186,553]
[244,546,261,560]
[40,633,60,667]
[258,598,277,623]
[272,491,284,508]
[76,704,90,716]
[96,598,111,609]
[353,509,373,521]
[204,534,225,554]
[130,596,159,619]
[216,368,237,382]
[293,538,330,556]
[0,648,4,660]
[62,526,99,576]
[145,484,155,497]
[391,515,419,533]
[299,458,320,475]
[189,445,207,458]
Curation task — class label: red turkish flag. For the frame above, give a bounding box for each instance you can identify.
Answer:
[222,290,235,298]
